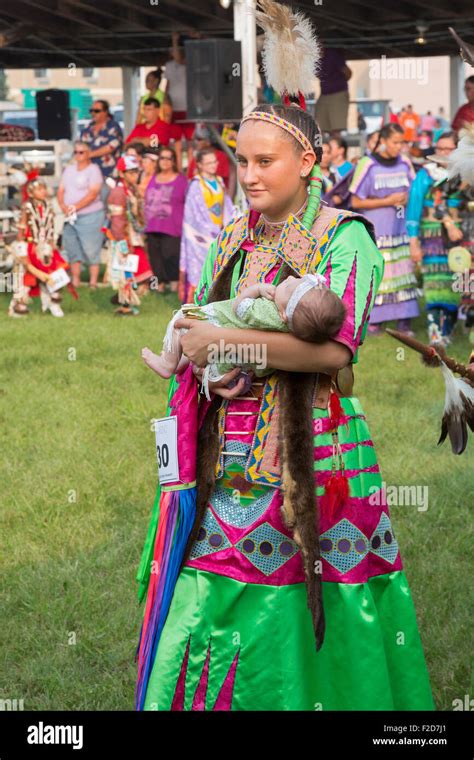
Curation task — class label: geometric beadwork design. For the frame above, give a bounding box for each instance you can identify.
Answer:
[369,512,399,565]
[319,517,369,574]
[235,521,299,576]
[189,509,232,561]
[221,439,251,467]
[210,486,276,529]
[244,373,281,487]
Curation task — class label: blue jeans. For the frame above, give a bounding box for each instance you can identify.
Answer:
[62,209,105,266]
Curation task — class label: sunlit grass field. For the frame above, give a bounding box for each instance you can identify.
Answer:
[0,286,472,710]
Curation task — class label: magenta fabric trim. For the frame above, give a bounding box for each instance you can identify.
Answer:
[170,634,191,710]
[332,255,358,355]
[313,413,365,435]
[212,649,240,710]
[355,269,375,349]
[314,439,374,460]
[191,638,212,710]
[186,487,402,585]
[316,463,380,486]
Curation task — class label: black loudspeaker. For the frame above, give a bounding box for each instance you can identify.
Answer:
[36,89,71,140]
[185,39,242,121]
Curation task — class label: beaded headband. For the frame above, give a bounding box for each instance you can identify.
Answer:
[286,273,327,330]
[240,111,316,157]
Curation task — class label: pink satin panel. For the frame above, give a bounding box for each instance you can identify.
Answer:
[168,363,199,485]
[314,439,374,460]
[191,639,211,710]
[224,395,261,444]
[331,255,358,356]
[212,649,240,711]
[170,634,191,710]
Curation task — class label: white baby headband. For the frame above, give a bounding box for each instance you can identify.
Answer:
[286,273,327,330]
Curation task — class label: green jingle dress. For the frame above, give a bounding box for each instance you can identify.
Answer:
[136,205,435,711]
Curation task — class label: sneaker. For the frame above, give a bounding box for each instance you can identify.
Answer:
[8,301,29,317]
[49,301,64,317]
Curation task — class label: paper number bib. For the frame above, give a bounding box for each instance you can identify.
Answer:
[153,416,179,485]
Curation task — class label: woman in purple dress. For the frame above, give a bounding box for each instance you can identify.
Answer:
[144,146,188,293]
[350,124,421,335]
[178,148,235,304]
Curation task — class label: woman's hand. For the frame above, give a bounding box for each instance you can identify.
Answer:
[192,364,250,399]
[445,223,463,243]
[174,319,223,367]
[385,191,408,207]
[409,237,423,263]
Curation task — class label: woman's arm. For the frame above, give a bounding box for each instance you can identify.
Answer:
[89,144,113,159]
[174,319,351,374]
[351,192,406,210]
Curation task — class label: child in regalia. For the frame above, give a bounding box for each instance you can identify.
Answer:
[9,171,72,317]
[105,155,153,316]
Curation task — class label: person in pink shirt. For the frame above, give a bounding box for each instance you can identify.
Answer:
[420,111,436,131]
[58,141,104,288]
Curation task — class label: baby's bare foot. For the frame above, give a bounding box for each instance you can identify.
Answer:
[141,347,177,378]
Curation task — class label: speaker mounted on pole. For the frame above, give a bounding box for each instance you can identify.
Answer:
[185,39,242,122]
[36,89,72,140]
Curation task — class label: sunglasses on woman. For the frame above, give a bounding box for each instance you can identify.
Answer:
[90,108,104,114]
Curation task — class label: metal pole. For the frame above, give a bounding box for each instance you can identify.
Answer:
[449,55,464,122]
[233,0,257,116]
[122,66,140,137]
[233,0,257,212]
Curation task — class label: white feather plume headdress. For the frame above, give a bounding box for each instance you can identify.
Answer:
[255,0,321,97]
[448,123,474,186]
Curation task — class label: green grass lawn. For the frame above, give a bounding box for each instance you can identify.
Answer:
[0,286,472,710]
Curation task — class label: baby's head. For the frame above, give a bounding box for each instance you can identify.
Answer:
[274,274,346,342]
